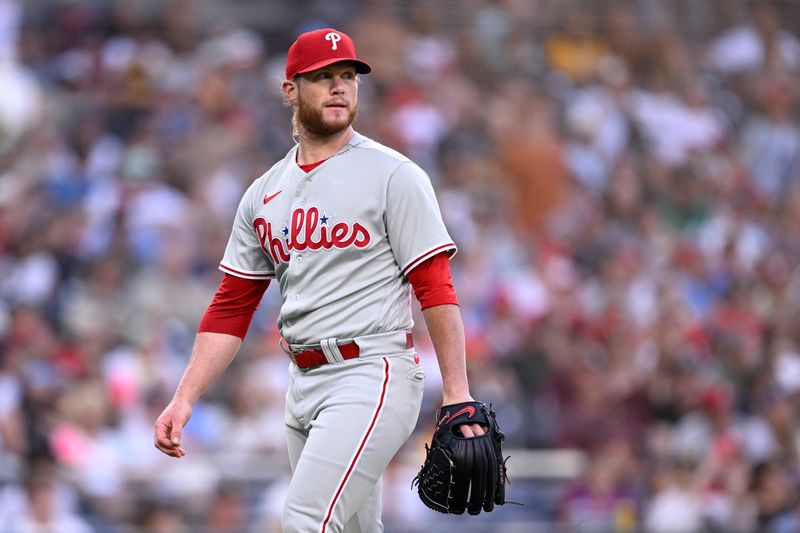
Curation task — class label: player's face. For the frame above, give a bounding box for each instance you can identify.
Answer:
[294,63,359,136]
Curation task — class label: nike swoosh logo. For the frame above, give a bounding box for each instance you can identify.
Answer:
[439,405,476,426]
[263,190,282,205]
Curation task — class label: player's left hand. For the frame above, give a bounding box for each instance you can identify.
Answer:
[459,423,486,437]
[413,400,511,514]
[441,394,485,437]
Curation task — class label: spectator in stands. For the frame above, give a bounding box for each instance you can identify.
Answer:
[0,461,93,533]
[708,0,800,74]
[741,75,800,205]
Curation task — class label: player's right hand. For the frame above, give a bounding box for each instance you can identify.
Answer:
[154,399,192,458]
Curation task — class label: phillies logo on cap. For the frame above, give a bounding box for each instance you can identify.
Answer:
[325,32,341,50]
[285,27,372,80]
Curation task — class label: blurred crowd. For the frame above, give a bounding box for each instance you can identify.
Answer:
[2,0,800,530]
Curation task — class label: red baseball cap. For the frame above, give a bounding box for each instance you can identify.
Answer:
[285,28,372,80]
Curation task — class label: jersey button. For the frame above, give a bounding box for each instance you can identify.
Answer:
[296,255,303,263]
[293,293,301,300]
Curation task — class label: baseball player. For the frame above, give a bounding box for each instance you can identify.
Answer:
[154,27,484,532]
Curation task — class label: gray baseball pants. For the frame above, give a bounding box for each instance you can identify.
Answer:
[282,351,425,532]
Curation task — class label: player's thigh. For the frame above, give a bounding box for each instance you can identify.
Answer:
[283,355,423,532]
[285,422,307,473]
[285,363,309,473]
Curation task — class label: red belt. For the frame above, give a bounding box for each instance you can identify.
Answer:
[290,333,414,369]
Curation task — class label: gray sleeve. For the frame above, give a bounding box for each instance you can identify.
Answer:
[385,162,457,276]
[219,183,275,279]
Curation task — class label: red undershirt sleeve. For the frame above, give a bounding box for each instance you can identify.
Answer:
[198,274,270,339]
[406,251,459,310]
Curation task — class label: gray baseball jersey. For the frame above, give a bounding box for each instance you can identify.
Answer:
[218,131,456,345]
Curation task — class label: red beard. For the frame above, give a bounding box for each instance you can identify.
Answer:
[296,95,358,136]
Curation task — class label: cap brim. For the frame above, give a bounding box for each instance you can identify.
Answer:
[296,58,372,76]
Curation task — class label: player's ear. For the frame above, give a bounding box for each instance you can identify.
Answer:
[282,79,298,104]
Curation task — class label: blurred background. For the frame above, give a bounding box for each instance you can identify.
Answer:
[2,0,800,530]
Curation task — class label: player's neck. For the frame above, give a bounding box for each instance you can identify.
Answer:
[297,127,355,165]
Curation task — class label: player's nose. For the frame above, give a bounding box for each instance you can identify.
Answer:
[329,76,348,94]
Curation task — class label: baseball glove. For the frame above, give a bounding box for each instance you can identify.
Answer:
[412,401,510,515]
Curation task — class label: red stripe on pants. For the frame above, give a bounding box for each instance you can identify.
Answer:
[320,357,391,533]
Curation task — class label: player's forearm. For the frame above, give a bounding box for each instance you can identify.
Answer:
[172,331,243,405]
[421,304,472,404]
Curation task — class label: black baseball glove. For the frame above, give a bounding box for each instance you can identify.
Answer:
[412,401,510,515]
